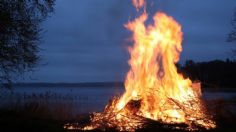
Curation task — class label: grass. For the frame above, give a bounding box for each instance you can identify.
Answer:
[0,90,86,132]
[0,89,236,132]
[0,109,66,132]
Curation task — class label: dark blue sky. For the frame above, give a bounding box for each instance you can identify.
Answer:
[19,0,236,83]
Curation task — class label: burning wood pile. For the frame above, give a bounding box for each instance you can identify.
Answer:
[64,0,216,131]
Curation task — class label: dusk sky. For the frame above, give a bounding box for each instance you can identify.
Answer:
[19,0,236,83]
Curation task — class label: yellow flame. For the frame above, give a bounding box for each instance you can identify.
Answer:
[65,1,216,131]
[115,11,215,128]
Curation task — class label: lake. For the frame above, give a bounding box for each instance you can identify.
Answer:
[0,86,236,119]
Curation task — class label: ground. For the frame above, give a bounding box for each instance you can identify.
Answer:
[0,87,235,132]
[1,107,235,132]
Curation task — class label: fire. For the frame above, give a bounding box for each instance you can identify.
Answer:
[132,0,145,9]
[115,11,215,129]
[64,0,216,131]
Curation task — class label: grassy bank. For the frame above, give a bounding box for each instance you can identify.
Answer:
[0,88,236,132]
[0,109,65,132]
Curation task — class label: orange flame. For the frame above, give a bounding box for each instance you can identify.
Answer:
[64,0,216,131]
[132,0,145,9]
[114,11,215,129]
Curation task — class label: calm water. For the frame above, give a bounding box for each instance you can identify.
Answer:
[0,86,236,116]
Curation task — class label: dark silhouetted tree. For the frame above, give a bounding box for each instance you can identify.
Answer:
[0,0,55,87]
[180,59,236,88]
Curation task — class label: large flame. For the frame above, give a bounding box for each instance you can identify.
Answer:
[64,0,216,131]
[115,11,215,128]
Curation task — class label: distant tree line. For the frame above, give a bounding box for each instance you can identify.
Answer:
[0,0,55,87]
[179,59,236,88]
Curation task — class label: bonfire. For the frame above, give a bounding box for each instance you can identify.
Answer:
[64,0,216,131]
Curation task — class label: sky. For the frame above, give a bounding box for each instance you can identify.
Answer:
[19,0,236,83]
